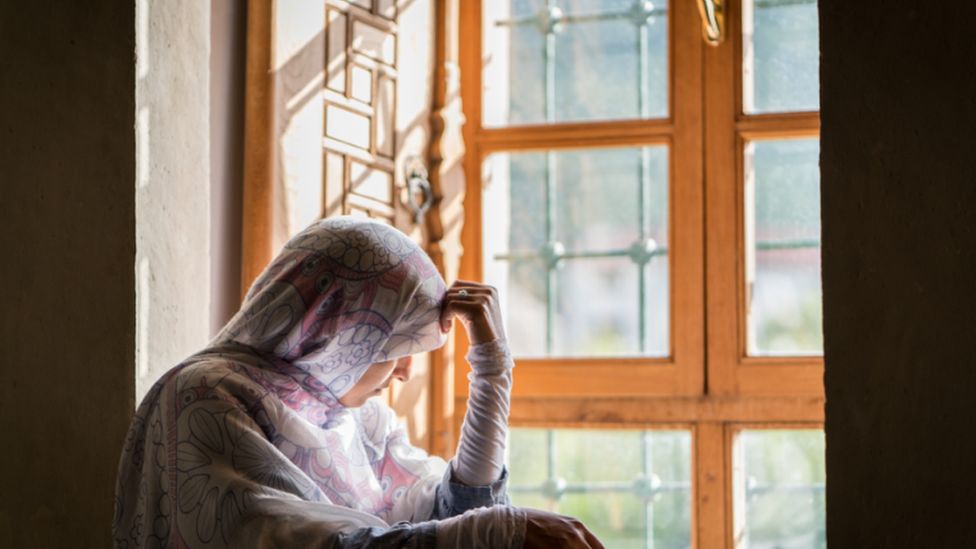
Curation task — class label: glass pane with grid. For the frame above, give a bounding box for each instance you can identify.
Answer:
[482,146,669,358]
[733,429,826,548]
[482,0,669,127]
[742,0,820,114]
[745,138,822,356]
[509,428,691,548]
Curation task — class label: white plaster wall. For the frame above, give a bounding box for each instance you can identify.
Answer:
[136,0,212,400]
[275,0,326,248]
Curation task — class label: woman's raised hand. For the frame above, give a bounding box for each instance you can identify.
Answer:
[440,280,506,345]
[440,283,602,547]
[523,509,605,549]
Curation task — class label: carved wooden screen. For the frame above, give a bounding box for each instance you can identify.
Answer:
[243,0,435,280]
[323,0,400,222]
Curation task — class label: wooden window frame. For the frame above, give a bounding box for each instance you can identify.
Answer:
[457,0,706,402]
[704,0,823,398]
[455,0,824,547]
[727,422,826,546]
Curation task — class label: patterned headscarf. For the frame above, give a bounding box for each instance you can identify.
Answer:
[114,217,452,547]
[214,216,448,402]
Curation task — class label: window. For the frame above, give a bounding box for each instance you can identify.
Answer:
[509,428,692,546]
[459,0,823,546]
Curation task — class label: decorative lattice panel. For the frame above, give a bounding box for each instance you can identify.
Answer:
[324,0,399,224]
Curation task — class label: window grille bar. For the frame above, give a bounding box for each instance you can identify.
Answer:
[754,238,820,251]
[490,0,812,33]
[542,0,558,355]
[495,238,817,263]
[636,5,654,355]
[495,247,667,262]
[755,0,815,8]
[546,429,557,484]
[509,480,691,494]
[641,430,655,549]
[745,482,826,496]
[494,5,668,30]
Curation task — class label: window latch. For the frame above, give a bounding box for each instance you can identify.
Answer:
[697,0,725,46]
[405,158,433,225]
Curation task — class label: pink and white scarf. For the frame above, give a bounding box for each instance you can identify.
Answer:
[114,217,452,547]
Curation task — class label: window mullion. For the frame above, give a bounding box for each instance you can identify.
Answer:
[695,422,731,549]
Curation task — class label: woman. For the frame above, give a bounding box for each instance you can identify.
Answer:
[113,217,602,548]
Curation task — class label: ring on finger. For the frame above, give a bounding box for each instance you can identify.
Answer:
[458,289,469,298]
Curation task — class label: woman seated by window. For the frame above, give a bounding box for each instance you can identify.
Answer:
[113,217,603,548]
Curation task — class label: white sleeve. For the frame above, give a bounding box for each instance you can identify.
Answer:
[451,339,515,487]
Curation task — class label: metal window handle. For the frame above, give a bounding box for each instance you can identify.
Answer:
[405,164,433,224]
[697,0,725,45]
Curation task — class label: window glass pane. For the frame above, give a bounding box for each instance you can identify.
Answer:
[555,257,638,355]
[482,0,668,127]
[643,256,669,358]
[501,259,550,356]
[745,138,822,356]
[483,146,669,358]
[742,0,819,114]
[509,428,692,548]
[734,429,826,549]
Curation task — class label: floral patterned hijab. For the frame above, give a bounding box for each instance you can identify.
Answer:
[215,216,448,401]
[114,217,452,547]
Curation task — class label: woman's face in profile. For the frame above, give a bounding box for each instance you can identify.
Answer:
[338,355,414,407]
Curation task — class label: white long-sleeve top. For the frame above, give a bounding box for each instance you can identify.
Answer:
[451,339,515,487]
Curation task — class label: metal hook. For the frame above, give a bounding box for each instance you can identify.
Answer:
[697,0,725,46]
[405,160,433,224]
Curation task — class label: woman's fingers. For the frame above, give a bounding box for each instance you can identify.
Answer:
[439,296,485,331]
[580,525,604,549]
[440,291,498,342]
[451,279,494,289]
[446,287,493,298]
[449,280,498,299]
[523,510,603,549]
[440,280,506,344]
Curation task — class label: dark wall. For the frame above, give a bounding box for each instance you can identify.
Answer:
[821,3,976,547]
[0,2,135,547]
